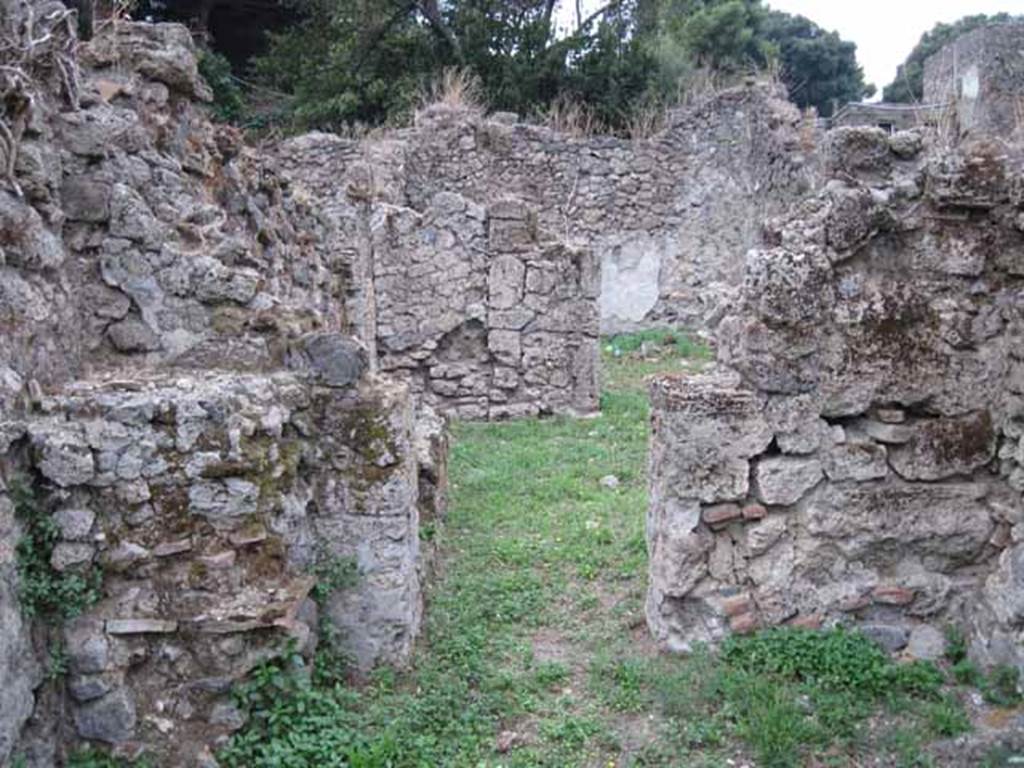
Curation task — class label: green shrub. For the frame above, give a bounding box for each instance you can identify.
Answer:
[721,627,939,696]
[890,660,945,699]
[12,478,101,620]
[534,660,570,688]
[310,555,358,604]
[981,665,1023,708]
[722,626,884,690]
[198,51,247,123]
[952,658,982,687]
[943,624,968,664]
[589,655,649,712]
[715,627,951,766]
[923,694,971,738]
[46,640,69,683]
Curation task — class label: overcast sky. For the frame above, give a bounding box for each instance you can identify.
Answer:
[559,1,1024,99]
[766,1,1024,96]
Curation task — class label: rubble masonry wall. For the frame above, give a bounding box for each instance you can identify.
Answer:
[646,127,1024,680]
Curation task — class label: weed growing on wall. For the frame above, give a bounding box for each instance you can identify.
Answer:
[66,749,152,768]
[306,554,359,686]
[981,664,1023,708]
[45,640,69,683]
[309,554,358,604]
[12,477,101,619]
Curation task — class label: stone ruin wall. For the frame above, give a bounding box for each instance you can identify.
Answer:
[924,22,1024,140]
[404,89,817,333]
[260,85,817,419]
[0,10,439,766]
[646,126,1024,681]
[269,131,602,421]
[0,4,978,764]
[369,195,600,420]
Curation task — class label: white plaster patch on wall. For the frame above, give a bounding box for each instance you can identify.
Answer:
[598,232,670,333]
[960,64,981,132]
[962,65,981,100]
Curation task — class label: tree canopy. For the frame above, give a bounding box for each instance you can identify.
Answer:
[206,0,873,131]
[761,11,874,116]
[882,13,1019,103]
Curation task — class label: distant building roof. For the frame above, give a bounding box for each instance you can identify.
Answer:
[828,102,944,132]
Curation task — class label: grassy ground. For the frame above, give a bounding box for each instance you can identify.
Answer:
[212,330,1021,768]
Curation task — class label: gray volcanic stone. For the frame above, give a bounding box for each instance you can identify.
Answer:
[107,318,162,353]
[0,494,41,766]
[907,625,946,661]
[823,440,888,482]
[62,177,112,222]
[745,516,788,556]
[860,419,914,444]
[648,372,773,504]
[69,675,114,703]
[803,481,993,569]
[51,542,95,571]
[73,689,137,743]
[188,479,259,523]
[860,624,910,653]
[32,430,95,487]
[648,498,712,598]
[54,507,96,541]
[753,456,823,506]
[292,333,367,388]
[65,619,110,674]
[889,412,997,481]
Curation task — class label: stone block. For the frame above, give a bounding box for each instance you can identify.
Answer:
[73,689,137,744]
[745,516,787,556]
[860,419,914,444]
[649,499,712,598]
[860,624,909,652]
[32,428,95,487]
[753,456,823,506]
[106,619,179,635]
[888,412,996,481]
[54,507,96,541]
[906,625,946,661]
[488,330,521,367]
[823,440,888,482]
[291,333,367,388]
[65,619,110,674]
[107,318,162,353]
[69,674,114,703]
[488,255,525,309]
[51,542,95,571]
[804,481,993,569]
[648,372,773,504]
[62,177,112,222]
[189,479,259,523]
